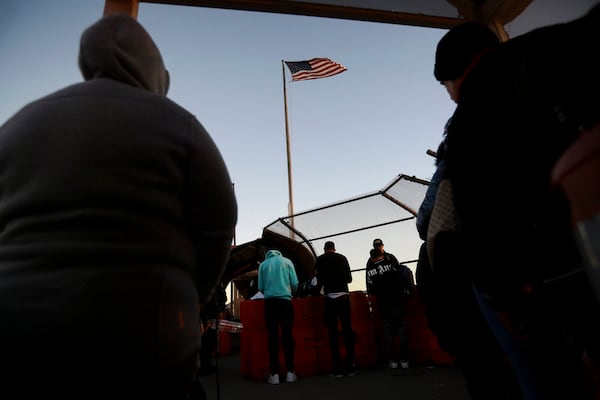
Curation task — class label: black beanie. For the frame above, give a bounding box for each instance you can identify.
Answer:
[434,22,500,82]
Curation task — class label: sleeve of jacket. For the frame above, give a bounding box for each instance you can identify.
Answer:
[343,255,352,284]
[289,262,299,295]
[416,158,446,240]
[257,263,265,293]
[186,116,238,304]
[365,260,374,294]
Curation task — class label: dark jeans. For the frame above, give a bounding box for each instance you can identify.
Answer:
[379,305,408,362]
[199,323,217,371]
[474,272,599,400]
[264,297,295,374]
[324,294,355,369]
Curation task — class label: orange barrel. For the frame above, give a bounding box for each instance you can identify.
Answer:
[239,299,266,378]
[428,334,455,366]
[292,296,316,330]
[241,331,271,380]
[239,299,265,331]
[305,296,331,374]
[408,328,433,365]
[348,291,378,368]
[218,331,232,356]
[240,297,326,379]
[404,286,454,366]
[290,297,322,377]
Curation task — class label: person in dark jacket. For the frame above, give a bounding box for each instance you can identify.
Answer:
[415,22,523,400]
[366,240,410,369]
[199,282,227,376]
[314,241,356,377]
[0,14,237,399]
[443,6,600,400]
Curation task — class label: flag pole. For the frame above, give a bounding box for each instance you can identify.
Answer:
[280,58,346,236]
[282,60,294,219]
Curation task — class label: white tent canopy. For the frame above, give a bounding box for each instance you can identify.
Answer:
[263,174,429,290]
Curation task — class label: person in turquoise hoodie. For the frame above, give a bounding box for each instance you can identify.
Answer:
[258,249,299,385]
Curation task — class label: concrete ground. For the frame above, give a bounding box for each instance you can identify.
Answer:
[198,351,472,400]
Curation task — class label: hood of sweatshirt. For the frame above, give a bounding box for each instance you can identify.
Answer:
[264,249,282,259]
[78,14,169,96]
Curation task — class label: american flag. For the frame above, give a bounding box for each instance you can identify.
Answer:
[284,58,347,81]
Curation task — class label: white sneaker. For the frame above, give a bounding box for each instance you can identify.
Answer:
[400,361,409,369]
[267,374,280,385]
[286,371,297,383]
[388,361,399,369]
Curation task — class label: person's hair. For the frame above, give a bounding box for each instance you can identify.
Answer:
[434,22,500,82]
[370,248,382,258]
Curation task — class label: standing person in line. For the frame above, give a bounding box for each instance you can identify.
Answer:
[314,241,356,378]
[366,239,410,369]
[440,8,600,400]
[198,282,227,376]
[416,22,522,400]
[371,238,398,265]
[258,249,299,385]
[0,14,237,399]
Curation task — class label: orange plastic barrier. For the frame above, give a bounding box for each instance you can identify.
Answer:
[239,299,267,379]
[218,331,232,356]
[239,290,453,380]
[405,287,454,366]
[348,291,379,368]
[239,293,380,380]
[369,288,454,367]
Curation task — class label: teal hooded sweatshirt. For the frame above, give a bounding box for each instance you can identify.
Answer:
[258,250,299,300]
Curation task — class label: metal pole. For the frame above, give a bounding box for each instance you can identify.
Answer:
[282,61,294,218]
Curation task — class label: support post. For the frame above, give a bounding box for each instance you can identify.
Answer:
[103,0,139,17]
[282,61,295,219]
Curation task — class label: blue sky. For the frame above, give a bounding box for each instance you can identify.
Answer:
[0,0,595,290]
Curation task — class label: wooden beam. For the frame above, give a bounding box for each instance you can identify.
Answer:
[139,0,467,29]
[98,0,533,31]
[490,18,510,41]
[481,0,532,26]
[448,0,532,26]
[104,0,140,17]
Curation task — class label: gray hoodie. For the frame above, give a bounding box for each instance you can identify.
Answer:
[0,14,237,379]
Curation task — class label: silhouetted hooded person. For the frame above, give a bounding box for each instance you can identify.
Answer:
[443,4,600,400]
[0,14,237,398]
